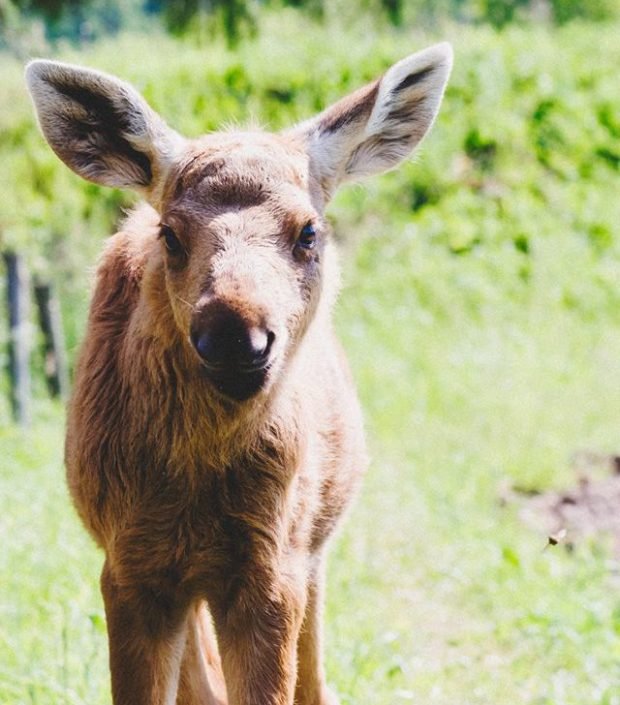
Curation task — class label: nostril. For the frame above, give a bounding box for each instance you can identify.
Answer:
[248,327,275,363]
[247,327,267,358]
[264,330,275,358]
[191,330,215,364]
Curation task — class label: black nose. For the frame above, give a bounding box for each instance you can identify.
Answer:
[191,307,275,371]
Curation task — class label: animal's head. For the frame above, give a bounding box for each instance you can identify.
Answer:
[26,45,452,403]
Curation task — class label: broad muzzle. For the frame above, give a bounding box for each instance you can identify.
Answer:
[190,302,275,401]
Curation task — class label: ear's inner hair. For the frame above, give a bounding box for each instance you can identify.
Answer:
[47,77,152,185]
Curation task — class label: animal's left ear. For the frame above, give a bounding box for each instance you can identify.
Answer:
[293,42,453,198]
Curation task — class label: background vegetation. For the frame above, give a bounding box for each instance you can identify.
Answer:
[2,0,620,47]
[1,1,620,704]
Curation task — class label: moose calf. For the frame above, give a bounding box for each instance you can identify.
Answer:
[26,42,452,705]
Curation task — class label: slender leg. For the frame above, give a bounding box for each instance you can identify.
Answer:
[177,602,228,705]
[101,561,188,705]
[210,576,306,705]
[295,557,339,705]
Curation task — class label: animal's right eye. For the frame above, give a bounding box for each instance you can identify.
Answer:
[297,223,316,250]
[160,224,183,257]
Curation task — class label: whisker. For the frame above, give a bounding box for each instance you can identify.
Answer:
[175,295,197,311]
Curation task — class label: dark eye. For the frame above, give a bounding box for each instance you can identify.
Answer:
[297,223,316,250]
[160,224,183,256]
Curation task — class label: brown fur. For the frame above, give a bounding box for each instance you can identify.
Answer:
[66,143,366,705]
[26,44,452,705]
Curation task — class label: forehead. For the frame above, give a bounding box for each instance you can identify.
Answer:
[165,132,311,215]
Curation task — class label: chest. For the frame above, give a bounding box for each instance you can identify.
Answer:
[106,451,313,598]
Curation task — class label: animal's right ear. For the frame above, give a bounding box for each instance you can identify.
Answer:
[25,60,185,198]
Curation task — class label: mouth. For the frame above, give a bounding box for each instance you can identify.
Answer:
[200,362,271,402]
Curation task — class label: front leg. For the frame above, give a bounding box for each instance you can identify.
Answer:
[295,556,338,705]
[210,575,306,705]
[101,561,189,705]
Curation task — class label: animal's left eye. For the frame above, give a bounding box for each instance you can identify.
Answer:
[297,223,316,250]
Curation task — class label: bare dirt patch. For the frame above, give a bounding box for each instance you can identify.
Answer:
[502,452,620,553]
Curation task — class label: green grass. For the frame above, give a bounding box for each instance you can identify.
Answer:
[331,254,620,704]
[2,292,620,704]
[2,12,620,705]
[0,411,108,705]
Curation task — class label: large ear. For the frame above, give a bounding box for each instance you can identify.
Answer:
[294,43,453,198]
[25,60,185,198]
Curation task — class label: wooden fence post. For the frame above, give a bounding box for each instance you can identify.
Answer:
[3,252,31,426]
[34,282,70,401]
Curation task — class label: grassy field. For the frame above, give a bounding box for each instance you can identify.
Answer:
[1,13,620,705]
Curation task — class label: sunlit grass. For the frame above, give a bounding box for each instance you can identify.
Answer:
[0,414,107,705]
[331,247,620,703]
[2,289,620,704]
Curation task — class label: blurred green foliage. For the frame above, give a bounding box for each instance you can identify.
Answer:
[1,15,619,359]
[2,0,619,47]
